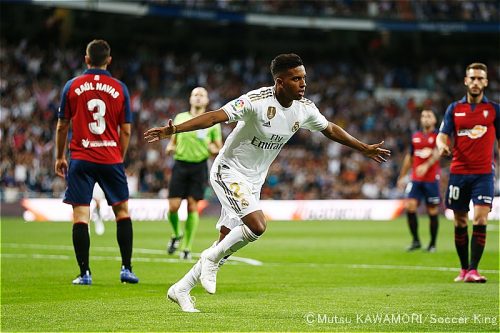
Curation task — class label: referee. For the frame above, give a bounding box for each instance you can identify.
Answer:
[166,87,222,259]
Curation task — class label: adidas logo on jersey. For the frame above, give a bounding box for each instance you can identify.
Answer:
[262,121,271,127]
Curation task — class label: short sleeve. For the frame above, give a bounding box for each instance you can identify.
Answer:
[301,103,329,132]
[119,81,132,124]
[439,102,456,136]
[221,95,253,123]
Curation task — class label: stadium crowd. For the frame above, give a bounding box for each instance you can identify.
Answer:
[1,40,499,201]
[149,0,499,22]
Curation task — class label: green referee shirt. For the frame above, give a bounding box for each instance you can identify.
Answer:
[172,111,222,163]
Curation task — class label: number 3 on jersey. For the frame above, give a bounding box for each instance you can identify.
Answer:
[87,99,106,135]
[448,185,460,205]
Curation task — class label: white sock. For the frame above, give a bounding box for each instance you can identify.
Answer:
[176,260,201,292]
[205,224,259,262]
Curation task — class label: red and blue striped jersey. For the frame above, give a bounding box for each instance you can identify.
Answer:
[439,96,500,174]
[58,69,131,164]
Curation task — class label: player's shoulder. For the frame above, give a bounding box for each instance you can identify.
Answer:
[298,97,315,106]
[296,97,318,113]
[246,86,274,102]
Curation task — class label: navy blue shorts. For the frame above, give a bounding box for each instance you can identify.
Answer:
[445,173,495,212]
[63,159,129,206]
[406,180,441,205]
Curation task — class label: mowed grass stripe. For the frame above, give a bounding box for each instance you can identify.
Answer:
[1,216,498,332]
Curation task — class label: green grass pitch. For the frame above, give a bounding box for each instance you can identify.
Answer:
[1,216,498,332]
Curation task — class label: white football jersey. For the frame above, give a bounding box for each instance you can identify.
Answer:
[213,86,329,188]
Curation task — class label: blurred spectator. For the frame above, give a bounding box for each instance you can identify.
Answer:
[149,0,499,22]
[0,40,499,201]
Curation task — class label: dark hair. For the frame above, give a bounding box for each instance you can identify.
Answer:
[466,62,487,74]
[270,53,303,78]
[86,39,111,67]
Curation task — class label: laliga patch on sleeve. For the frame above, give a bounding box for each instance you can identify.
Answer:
[232,99,245,112]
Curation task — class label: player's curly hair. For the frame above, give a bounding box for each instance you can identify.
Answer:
[270,53,303,79]
[86,39,111,67]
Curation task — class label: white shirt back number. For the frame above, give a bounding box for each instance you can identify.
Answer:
[87,98,106,135]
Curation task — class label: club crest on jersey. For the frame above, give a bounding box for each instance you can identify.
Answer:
[292,121,300,132]
[267,106,276,120]
[483,110,489,118]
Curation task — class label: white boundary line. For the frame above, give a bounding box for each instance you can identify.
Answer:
[1,243,263,266]
[2,243,498,273]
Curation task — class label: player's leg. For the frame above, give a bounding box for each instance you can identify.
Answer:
[424,181,441,252]
[63,160,94,285]
[179,160,209,259]
[464,174,493,283]
[179,197,199,260]
[167,198,183,254]
[71,206,93,285]
[446,174,472,282]
[426,205,439,252]
[199,168,261,293]
[98,163,139,284]
[167,162,188,254]
[404,182,421,251]
[168,217,234,312]
[112,201,138,283]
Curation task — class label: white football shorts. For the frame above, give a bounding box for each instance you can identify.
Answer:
[210,164,261,231]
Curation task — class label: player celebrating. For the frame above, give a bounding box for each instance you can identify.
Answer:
[165,87,222,260]
[145,53,391,312]
[436,62,499,283]
[397,109,441,252]
[55,39,139,285]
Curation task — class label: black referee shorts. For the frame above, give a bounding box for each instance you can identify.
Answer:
[168,159,208,200]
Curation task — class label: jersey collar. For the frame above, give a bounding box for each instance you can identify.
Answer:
[459,95,489,103]
[84,68,112,76]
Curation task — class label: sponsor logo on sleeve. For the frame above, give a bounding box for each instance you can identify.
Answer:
[231,99,245,112]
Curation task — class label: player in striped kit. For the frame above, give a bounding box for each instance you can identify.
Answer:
[145,54,391,312]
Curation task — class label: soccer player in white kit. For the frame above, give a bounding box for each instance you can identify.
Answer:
[144,54,391,312]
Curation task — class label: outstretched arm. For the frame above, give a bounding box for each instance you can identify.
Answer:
[144,109,229,143]
[321,122,391,163]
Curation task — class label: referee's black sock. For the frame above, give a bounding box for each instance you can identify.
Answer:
[407,212,419,242]
[454,226,469,270]
[72,223,90,276]
[469,225,487,270]
[117,217,133,271]
[429,214,439,246]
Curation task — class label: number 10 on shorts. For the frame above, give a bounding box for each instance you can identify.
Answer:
[448,185,460,205]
